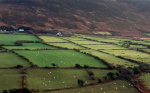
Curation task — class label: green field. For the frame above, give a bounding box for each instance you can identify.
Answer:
[0,69,22,92]
[90,69,118,80]
[47,43,85,49]
[3,43,56,50]
[129,45,147,49]
[26,69,93,90]
[139,73,150,89]
[15,50,107,67]
[0,52,30,68]
[72,40,106,45]
[80,50,138,68]
[101,49,150,64]
[41,80,138,93]
[0,33,40,45]
[82,44,127,50]
[40,36,67,42]
[61,36,87,41]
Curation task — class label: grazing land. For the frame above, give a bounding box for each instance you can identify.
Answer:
[15,50,107,67]
[3,43,56,50]
[101,49,150,64]
[0,69,22,92]
[80,50,138,68]
[71,40,106,45]
[82,44,127,50]
[0,52,30,68]
[47,43,85,49]
[41,80,138,93]
[1,33,150,93]
[40,36,67,42]
[139,73,150,89]
[26,69,92,90]
[0,33,40,45]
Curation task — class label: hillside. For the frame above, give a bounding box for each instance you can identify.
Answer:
[0,0,150,37]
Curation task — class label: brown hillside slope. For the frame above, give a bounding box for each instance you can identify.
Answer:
[0,0,150,37]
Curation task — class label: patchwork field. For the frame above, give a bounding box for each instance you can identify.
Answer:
[101,49,150,64]
[90,69,118,80]
[1,33,150,92]
[47,43,85,49]
[71,40,106,45]
[139,73,150,89]
[0,52,30,68]
[0,69,22,92]
[40,36,67,42]
[61,36,87,41]
[41,80,138,93]
[3,43,56,50]
[15,50,107,67]
[0,33,40,45]
[129,45,147,49]
[82,44,127,50]
[26,69,93,90]
[80,50,138,68]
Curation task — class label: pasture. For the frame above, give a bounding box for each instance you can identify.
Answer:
[90,69,118,80]
[3,43,56,50]
[0,69,22,92]
[80,50,138,68]
[26,69,92,90]
[0,33,40,45]
[41,80,138,93]
[39,36,67,42]
[47,43,85,49]
[15,50,107,67]
[101,49,150,64]
[82,44,127,50]
[139,73,150,89]
[0,52,30,68]
[71,40,106,45]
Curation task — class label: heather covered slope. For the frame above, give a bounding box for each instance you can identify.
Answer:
[0,0,150,37]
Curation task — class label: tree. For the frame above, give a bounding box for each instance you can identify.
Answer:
[78,79,85,86]
[98,78,102,83]
[89,71,94,76]
[133,67,141,74]
[107,72,115,78]
[51,63,57,67]
[3,90,8,93]
[75,64,82,68]
[83,65,89,68]
[88,71,95,80]
[103,76,107,80]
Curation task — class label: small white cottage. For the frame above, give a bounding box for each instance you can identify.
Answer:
[18,29,25,32]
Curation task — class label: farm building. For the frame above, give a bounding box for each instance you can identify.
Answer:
[18,29,25,32]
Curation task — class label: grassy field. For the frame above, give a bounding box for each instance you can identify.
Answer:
[15,50,107,67]
[101,49,150,64]
[41,80,138,93]
[47,43,85,49]
[72,40,106,45]
[0,33,40,45]
[80,50,138,68]
[26,69,93,90]
[129,45,147,49]
[0,52,30,68]
[90,69,118,80]
[40,36,67,42]
[0,69,22,92]
[3,43,56,50]
[61,36,87,41]
[139,73,150,89]
[82,44,127,50]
